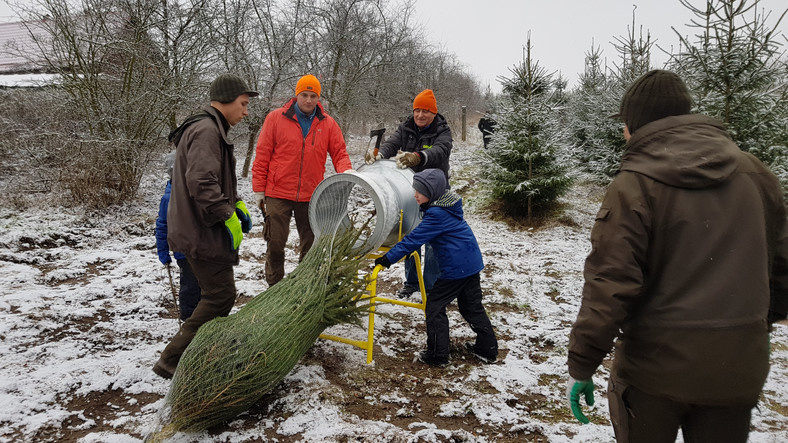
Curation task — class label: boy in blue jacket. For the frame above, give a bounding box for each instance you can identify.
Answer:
[375,168,498,367]
[155,152,201,321]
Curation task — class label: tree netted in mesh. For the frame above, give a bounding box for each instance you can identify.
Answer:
[147,227,370,442]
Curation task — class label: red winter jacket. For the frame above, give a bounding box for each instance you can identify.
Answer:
[252,98,352,202]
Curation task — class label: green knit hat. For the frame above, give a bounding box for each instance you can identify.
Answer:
[209,74,259,103]
[616,70,692,134]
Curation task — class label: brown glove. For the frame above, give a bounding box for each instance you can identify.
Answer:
[364,150,381,165]
[395,151,422,169]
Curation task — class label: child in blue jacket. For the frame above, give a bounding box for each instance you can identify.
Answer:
[155,152,201,320]
[375,168,498,367]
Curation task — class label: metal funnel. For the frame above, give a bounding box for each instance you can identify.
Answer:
[308,159,421,254]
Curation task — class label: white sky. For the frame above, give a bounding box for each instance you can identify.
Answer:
[413,0,788,91]
[2,0,786,92]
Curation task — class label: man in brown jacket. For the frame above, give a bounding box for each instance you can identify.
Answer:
[567,70,788,442]
[153,74,258,379]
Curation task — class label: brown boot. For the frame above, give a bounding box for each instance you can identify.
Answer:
[152,359,176,379]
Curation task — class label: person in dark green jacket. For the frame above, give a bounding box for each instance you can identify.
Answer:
[566,70,788,442]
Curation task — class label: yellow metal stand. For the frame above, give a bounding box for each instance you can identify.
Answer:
[319,211,426,364]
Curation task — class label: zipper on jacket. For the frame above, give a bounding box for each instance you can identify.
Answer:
[296,136,305,201]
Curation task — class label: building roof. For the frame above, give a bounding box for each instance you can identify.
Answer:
[0,19,51,73]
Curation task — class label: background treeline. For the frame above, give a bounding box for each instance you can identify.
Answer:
[483,0,788,221]
[0,0,484,207]
[0,0,786,220]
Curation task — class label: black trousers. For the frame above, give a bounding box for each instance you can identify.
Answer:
[424,273,497,359]
[608,373,755,443]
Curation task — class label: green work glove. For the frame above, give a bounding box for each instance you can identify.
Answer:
[235,200,252,233]
[224,212,243,250]
[566,376,595,424]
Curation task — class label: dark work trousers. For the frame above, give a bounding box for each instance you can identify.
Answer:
[607,373,755,443]
[424,273,497,360]
[263,197,313,286]
[404,242,440,291]
[157,256,237,370]
[176,258,201,321]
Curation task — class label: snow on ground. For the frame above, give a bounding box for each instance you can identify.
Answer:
[0,138,787,442]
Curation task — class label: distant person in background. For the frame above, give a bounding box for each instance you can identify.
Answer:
[153,73,256,380]
[251,74,353,287]
[364,89,452,298]
[567,69,788,442]
[375,168,497,368]
[154,151,201,321]
[477,113,496,149]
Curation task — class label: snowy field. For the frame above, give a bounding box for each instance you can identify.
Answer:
[1,138,786,442]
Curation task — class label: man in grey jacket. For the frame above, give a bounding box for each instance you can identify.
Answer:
[567,70,788,442]
[153,74,258,379]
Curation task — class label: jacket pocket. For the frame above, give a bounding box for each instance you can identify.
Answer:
[595,207,611,221]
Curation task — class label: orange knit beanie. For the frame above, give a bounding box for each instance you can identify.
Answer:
[413,89,437,114]
[295,74,321,97]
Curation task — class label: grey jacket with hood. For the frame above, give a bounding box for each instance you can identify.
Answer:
[167,106,240,265]
[568,114,788,405]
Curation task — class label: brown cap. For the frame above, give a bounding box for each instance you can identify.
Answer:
[616,70,691,134]
[210,74,259,103]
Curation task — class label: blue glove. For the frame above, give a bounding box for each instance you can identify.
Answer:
[224,212,243,250]
[235,200,252,233]
[157,249,171,265]
[567,376,595,424]
[374,255,392,268]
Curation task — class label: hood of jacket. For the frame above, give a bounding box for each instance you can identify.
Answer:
[428,190,463,219]
[620,114,740,189]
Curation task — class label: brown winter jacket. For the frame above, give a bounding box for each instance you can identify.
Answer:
[167,106,240,265]
[568,114,788,405]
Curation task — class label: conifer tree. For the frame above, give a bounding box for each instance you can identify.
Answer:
[670,0,788,168]
[568,42,625,179]
[487,37,572,222]
[567,9,653,180]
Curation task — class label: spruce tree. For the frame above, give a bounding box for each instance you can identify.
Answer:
[568,42,626,179]
[670,0,788,166]
[487,38,572,222]
[567,10,654,180]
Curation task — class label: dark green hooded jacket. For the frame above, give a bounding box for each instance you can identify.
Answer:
[569,114,788,405]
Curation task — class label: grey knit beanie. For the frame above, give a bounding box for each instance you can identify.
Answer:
[412,168,447,202]
[209,74,259,103]
[617,70,692,134]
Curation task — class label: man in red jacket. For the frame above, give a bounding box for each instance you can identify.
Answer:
[251,74,353,286]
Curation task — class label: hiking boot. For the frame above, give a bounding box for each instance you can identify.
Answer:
[396,285,419,299]
[416,351,448,368]
[152,360,175,379]
[464,342,497,364]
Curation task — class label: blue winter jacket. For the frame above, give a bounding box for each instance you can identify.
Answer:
[384,191,484,280]
[155,181,185,264]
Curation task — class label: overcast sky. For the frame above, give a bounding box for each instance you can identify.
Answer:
[413,0,788,92]
[2,0,786,92]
